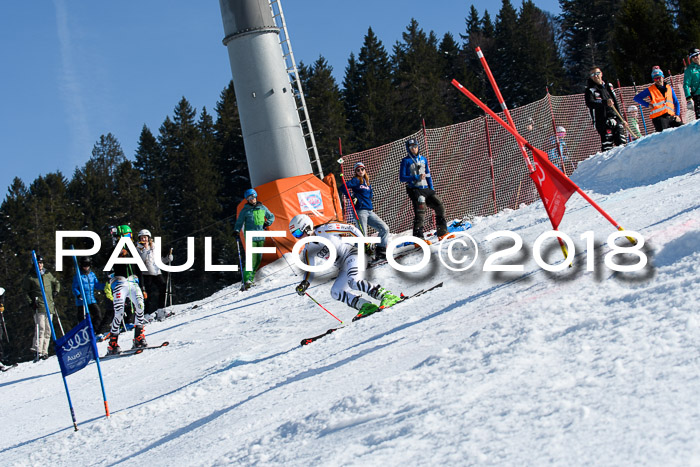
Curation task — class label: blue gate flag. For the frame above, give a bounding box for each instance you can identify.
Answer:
[55,318,96,377]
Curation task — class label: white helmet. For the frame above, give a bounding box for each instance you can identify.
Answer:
[556,126,566,134]
[138,229,152,238]
[289,214,313,238]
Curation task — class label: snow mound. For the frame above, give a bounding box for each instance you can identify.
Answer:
[573,120,700,194]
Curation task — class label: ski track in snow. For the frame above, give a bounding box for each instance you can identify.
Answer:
[1,122,700,466]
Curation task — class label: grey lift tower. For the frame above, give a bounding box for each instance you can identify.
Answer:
[219,0,321,187]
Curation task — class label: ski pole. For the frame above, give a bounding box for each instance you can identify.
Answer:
[305,292,343,324]
[236,237,245,284]
[0,310,8,343]
[164,248,173,308]
[270,237,298,276]
[54,308,65,337]
[633,81,649,135]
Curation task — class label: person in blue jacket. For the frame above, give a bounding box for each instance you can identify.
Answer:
[234,188,275,290]
[72,257,110,334]
[399,138,449,240]
[342,161,391,260]
[633,66,683,132]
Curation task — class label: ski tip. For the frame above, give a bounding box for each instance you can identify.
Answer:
[161,341,170,347]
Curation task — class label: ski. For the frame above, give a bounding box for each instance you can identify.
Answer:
[300,282,444,346]
[101,341,169,359]
[1,363,18,372]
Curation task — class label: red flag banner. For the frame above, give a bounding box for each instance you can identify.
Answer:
[529,146,577,229]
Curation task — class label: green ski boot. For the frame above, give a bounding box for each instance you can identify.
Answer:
[353,302,380,321]
[379,292,402,308]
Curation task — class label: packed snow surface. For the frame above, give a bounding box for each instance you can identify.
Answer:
[1,123,699,466]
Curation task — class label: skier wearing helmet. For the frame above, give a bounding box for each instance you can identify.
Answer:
[288,214,401,320]
[547,126,569,171]
[683,48,700,118]
[106,225,148,355]
[234,188,275,291]
[136,228,173,315]
[399,138,450,241]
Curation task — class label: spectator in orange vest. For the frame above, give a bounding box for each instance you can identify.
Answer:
[633,66,682,132]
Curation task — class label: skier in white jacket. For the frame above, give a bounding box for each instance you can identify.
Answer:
[289,214,401,320]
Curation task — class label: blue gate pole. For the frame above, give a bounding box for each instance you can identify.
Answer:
[32,250,79,431]
[71,247,110,417]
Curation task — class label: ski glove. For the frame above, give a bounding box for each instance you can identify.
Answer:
[233,230,240,237]
[296,280,310,296]
[687,100,694,111]
[0,304,4,313]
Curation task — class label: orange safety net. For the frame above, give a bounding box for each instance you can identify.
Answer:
[340,74,693,236]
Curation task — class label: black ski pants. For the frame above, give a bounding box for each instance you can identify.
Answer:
[75,303,109,334]
[406,186,447,238]
[143,274,167,314]
[652,114,683,132]
[596,123,626,152]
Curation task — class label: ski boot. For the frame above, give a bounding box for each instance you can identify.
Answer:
[107,334,121,355]
[368,284,401,309]
[353,302,380,321]
[241,281,254,291]
[132,326,148,349]
[374,246,387,261]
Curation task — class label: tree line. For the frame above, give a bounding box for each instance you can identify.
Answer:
[1,0,698,362]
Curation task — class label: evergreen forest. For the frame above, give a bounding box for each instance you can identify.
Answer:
[1,0,698,362]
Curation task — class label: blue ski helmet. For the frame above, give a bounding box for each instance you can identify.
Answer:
[244,188,257,200]
[406,138,419,152]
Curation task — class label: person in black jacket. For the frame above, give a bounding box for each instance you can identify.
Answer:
[584,67,626,152]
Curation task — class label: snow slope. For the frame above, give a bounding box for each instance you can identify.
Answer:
[1,123,699,466]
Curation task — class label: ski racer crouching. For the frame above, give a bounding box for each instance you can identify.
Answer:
[289,214,401,320]
[107,225,148,355]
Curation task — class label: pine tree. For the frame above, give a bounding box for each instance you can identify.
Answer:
[610,0,679,83]
[560,0,623,82]
[343,28,398,150]
[515,1,569,102]
[393,19,451,130]
[298,57,349,177]
[213,81,249,216]
[492,0,521,105]
[677,0,700,52]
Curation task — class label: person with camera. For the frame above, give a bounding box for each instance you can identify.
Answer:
[585,67,626,152]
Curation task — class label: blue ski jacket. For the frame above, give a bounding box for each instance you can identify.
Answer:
[342,177,374,211]
[400,153,434,190]
[72,271,105,307]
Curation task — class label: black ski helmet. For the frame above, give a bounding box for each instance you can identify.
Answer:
[689,48,700,59]
[405,138,419,153]
[79,257,92,267]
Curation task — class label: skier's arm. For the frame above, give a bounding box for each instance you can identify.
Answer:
[72,275,81,298]
[672,88,680,115]
[233,206,247,232]
[684,70,692,98]
[263,206,275,228]
[633,89,651,108]
[399,158,419,184]
[424,158,434,190]
[584,88,602,109]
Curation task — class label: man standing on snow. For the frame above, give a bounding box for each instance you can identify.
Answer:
[289,214,401,320]
[234,188,275,291]
[399,138,450,241]
[22,254,60,362]
[634,66,683,133]
[684,48,700,119]
[585,67,626,152]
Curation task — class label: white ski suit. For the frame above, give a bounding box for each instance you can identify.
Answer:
[299,222,377,310]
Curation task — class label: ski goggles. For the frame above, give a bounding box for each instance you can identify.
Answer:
[291,228,305,239]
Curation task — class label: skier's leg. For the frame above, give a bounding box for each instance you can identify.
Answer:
[426,193,448,236]
[406,186,425,237]
[330,255,371,310]
[357,209,370,237]
[129,282,146,327]
[110,281,126,335]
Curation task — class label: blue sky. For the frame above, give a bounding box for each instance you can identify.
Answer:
[0,0,561,198]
